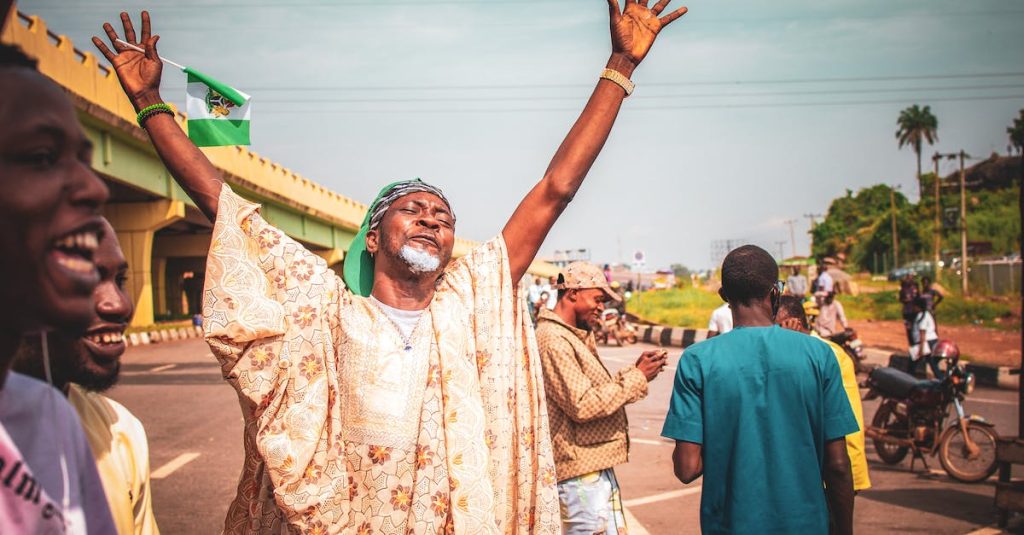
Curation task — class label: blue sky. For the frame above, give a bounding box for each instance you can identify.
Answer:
[21,0,1024,270]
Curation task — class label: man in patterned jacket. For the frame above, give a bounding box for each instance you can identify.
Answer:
[536,262,667,534]
[94,2,688,532]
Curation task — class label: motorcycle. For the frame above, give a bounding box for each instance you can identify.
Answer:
[862,340,998,483]
[828,328,868,374]
[594,309,637,346]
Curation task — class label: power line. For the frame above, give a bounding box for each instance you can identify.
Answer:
[213,83,1024,103]
[157,72,1024,93]
[249,93,1024,114]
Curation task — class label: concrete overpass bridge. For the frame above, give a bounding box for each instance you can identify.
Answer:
[3,10,557,327]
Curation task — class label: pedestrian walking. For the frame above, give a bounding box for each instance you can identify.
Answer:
[910,296,943,378]
[706,302,732,338]
[776,296,871,493]
[786,265,808,299]
[662,245,857,535]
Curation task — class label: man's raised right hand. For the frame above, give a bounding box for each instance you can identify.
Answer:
[92,11,163,111]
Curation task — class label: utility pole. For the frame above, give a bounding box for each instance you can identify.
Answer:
[959,150,969,295]
[932,153,942,278]
[775,241,787,261]
[804,213,823,229]
[784,219,797,257]
[890,185,900,269]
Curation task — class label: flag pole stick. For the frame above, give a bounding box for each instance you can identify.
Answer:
[114,38,186,70]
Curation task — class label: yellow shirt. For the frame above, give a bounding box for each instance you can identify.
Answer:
[67,384,160,535]
[812,333,871,491]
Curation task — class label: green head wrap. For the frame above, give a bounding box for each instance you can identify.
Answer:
[342,179,454,296]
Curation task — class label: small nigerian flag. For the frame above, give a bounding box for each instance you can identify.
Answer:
[184,67,251,147]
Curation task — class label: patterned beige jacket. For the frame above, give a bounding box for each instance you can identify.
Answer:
[203,185,559,534]
[534,309,647,481]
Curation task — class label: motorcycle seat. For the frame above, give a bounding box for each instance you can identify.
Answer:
[869,367,935,399]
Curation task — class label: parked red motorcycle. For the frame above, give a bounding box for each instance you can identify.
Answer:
[863,340,998,483]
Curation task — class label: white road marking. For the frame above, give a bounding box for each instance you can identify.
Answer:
[623,486,702,507]
[150,364,177,373]
[623,507,651,535]
[632,438,672,446]
[151,452,200,480]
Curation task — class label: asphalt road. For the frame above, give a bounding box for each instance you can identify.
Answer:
[107,338,1024,534]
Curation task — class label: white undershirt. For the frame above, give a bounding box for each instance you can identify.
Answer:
[370,297,426,340]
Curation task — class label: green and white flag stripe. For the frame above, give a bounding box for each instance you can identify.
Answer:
[184,67,251,147]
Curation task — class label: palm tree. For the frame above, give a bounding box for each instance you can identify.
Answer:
[896,104,939,199]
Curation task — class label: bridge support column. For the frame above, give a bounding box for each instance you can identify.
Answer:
[105,200,185,327]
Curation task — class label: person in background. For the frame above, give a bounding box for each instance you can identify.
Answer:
[663,245,856,535]
[706,302,732,338]
[813,261,834,306]
[537,291,552,322]
[776,296,870,493]
[528,276,547,322]
[546,275,559,310]
[14,219,160,535]
[910,296,942,378]
[535,262,667,534]
[920,275,944,313]
[0,41,116,534]
[786,265,808,299]
[899,274,920,345]
[814,291,848,338]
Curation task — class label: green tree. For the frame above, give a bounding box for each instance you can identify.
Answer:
[1009,109,1024,155]
[896,104,939,200]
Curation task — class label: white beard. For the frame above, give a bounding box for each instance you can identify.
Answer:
[399,245,441,273]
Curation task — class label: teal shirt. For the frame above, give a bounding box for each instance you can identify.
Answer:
[661,326,858,535]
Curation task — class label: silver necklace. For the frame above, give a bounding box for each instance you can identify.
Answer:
[371,298,426,352]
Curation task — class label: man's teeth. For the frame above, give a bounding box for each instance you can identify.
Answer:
[56,255,94,273]
[55,231,99,252]
[87,332,124,345]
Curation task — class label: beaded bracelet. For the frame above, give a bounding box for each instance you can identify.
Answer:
[136,103,174,127]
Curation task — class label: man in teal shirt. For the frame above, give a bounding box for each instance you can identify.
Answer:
[662,245,857,535]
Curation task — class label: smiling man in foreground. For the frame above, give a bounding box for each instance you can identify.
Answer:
[14,219,159,535]
[95,0,688,531]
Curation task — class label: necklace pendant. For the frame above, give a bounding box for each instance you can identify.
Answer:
[404,345,413,352]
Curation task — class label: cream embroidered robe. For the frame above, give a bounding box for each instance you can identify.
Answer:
[202,185,559,534]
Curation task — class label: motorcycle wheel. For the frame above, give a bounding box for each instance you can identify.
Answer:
[938,422,998,483]
[872,403,909,465]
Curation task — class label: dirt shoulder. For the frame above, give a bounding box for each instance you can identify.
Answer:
[849,319,1022,368]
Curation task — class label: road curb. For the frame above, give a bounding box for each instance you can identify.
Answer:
[125,325,204,347]
[886,354,1019,390]
[637,325,710,349]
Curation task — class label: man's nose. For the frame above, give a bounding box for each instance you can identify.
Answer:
[69,164,110,212]
[95,283,134,322]
[417,216,441,230]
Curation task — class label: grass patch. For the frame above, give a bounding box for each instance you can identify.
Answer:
[629,286,1019,330]
[627,287,723,329]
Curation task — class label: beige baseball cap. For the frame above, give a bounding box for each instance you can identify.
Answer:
[554,262,621,302]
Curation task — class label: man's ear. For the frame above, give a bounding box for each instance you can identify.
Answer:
[365,229,379,255]
[566,289,578,302]
[717,287,728,303]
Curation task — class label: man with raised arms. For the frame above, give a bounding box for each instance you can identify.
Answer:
[95,2,688,532]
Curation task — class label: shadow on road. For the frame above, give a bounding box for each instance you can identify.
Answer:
[859,486,997,525]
